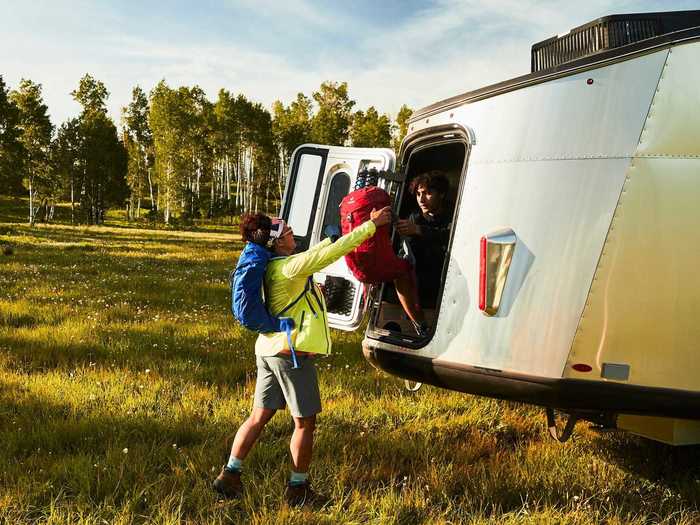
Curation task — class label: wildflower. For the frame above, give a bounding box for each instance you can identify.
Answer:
[123,448,129,454]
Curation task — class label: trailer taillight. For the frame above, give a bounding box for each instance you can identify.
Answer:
[478,229,517,316]
[479,236,487,311]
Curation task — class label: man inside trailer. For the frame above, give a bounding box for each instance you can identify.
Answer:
[396,171,452,313]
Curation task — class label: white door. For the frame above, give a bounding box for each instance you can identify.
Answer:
[280,144,396,330]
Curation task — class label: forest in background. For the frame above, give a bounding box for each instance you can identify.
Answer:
[0,73,413,226]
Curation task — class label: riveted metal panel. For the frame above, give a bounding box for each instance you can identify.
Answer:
[426,158,630,377]
[408,50,668,163]
[636,42,700,158]
[565,158,700,390]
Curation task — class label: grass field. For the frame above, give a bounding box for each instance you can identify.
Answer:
[1,206,699,524]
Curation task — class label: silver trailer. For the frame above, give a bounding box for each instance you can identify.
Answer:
[279,10,700,445]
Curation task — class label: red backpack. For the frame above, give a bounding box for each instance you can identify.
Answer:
[339,186,412,284]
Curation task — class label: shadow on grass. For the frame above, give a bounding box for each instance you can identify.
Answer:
[0,376,247,521]
[591,432,700,504]
[0,325,257,387]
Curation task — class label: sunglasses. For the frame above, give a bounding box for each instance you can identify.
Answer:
[269,219,292,240]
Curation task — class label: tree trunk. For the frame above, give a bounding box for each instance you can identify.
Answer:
[210,165,215,219]
[148,166,156,212]
[71,178,75,225]
[28,176,35,226]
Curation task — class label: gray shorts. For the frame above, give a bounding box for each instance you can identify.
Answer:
[253,355,321,418]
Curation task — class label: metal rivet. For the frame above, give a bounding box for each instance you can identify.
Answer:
[449,113,454,118]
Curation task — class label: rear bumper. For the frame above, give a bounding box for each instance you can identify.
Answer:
[363,344,700,420]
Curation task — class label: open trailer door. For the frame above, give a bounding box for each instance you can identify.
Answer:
[280,144,396,330]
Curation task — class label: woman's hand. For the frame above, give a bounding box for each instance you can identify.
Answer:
[370,206,392,227]
[396,219,421,237]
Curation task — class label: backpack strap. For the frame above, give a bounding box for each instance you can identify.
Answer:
[275,276,313,371]
[277,276,313,317]
[281,318,300,370]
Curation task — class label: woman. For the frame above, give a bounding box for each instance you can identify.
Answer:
[213,205,392,506]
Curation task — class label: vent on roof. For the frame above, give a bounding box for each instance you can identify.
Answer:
[531,10,700,73]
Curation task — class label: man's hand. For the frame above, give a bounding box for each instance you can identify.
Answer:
[370,206,392,227]
[396,219,421,237]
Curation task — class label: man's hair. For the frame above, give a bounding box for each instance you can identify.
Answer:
[409,170,449,195]
[240,213,272,245]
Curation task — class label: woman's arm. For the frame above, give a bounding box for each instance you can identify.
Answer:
[281,220,377,279]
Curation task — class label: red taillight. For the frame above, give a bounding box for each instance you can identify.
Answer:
[479,236,487,311]
[572,363,592,372]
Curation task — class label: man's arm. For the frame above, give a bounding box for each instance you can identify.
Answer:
[405,212,449,246]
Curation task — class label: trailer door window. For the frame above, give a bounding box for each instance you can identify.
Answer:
[287,153,324,237]
[321,171,351,239]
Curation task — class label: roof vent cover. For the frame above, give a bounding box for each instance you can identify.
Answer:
[531,10,700,73]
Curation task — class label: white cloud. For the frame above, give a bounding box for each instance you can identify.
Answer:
[228,0,336,28]
[2,0,696,126]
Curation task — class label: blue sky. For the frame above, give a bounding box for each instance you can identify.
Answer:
[3,0,699,127]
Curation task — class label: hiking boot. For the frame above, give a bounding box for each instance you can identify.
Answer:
[284,480,323,507]
[212,466,243,500]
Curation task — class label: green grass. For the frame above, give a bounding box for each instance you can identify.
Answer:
[0,196,244,234]
[1,219,699,524]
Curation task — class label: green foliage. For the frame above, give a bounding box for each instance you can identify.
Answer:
[392,105,413,153]
[71,73,109,116]
[51,118,82,222]
[1,220,699,523]
[150,82,219,223]
[9,78,54,224]
[71,75,129,224]
[311,81,355,146]
[210,89,278,219]
[351,106,392,148]
[2,74,418,228]
[272,93,313,157]
[78,112,129,223]
[122,86,153,220]
[0,76,24,195]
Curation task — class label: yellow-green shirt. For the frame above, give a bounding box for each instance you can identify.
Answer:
[255,220,377,356]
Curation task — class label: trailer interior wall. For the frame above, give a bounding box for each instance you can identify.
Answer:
[565,41,700,392]
[392,49,670,378]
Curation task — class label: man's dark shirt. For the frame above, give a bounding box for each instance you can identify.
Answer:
[407,210,451,308]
